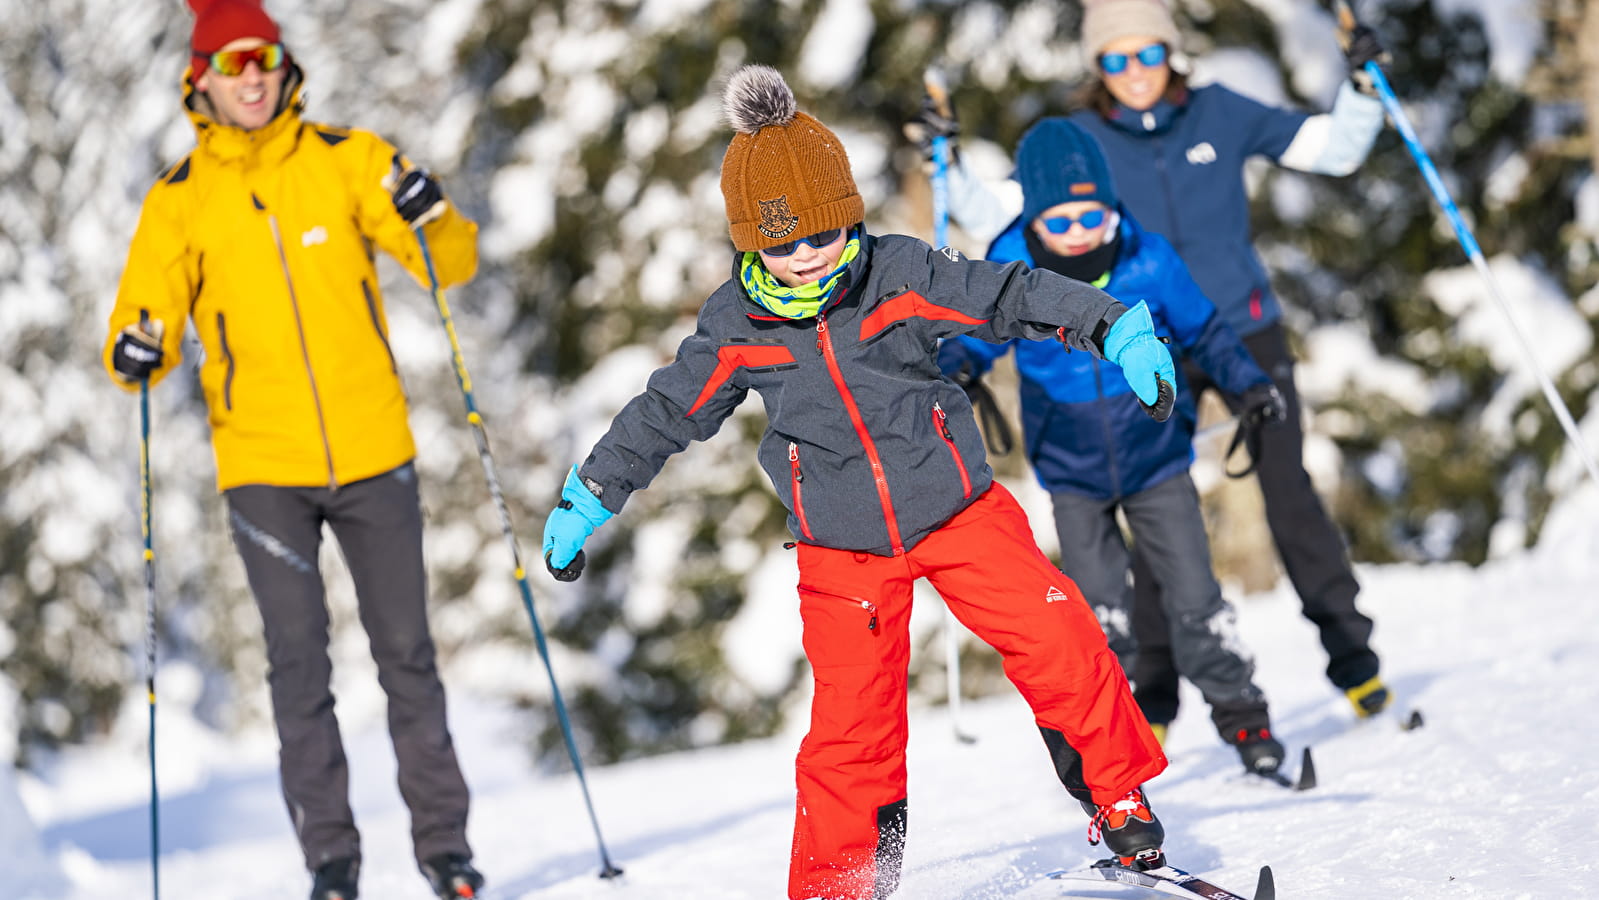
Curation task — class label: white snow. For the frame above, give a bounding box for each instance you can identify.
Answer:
[14,480,1599,899]
[1421,255,1592,442]
[1191,48,1292,108]
[1237,0,1346,104]
[1298,323,1435,415]
[797,0,876,91]
[1433,0,1543,87]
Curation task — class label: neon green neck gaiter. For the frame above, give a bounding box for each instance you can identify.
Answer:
[739,234,862,319]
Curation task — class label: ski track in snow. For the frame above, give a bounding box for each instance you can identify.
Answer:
[20,493,1599,900]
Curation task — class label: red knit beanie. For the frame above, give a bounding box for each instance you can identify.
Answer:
[188,0,282,75]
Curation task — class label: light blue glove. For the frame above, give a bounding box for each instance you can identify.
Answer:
[542,466,613,578]
[1102,301,1177,421]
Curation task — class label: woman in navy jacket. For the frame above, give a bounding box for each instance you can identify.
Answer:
[939,0,1393,728]
[939,118,1289,774]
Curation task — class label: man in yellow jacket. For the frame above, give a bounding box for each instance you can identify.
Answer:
[103,2,482,898]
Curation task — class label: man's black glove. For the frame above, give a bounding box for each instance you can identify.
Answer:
[1340,23,1390,97]
[389,165,446,227]
[903,93,960,166]
[111,320,164,383]
[1241,382,1286,427]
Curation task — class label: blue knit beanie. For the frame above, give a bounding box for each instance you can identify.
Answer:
[1015,118,1118,224]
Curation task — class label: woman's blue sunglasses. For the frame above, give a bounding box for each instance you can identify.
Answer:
[1099,42,1168,76]
[1039,209,1108,234]
[761,228,844,257]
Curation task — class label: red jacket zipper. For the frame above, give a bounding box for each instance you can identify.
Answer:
[816,312,906,555]
[933,402,973,499]
[788,441,814,541]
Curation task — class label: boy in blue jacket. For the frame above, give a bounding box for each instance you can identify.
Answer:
[938,118,1288,775]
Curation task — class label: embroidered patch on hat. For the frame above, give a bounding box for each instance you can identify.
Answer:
[1070,182,1098,196]
[757,195,800,240]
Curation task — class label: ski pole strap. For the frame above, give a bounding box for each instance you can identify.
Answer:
[962,377,1014,456]
[1224,413,1265,479]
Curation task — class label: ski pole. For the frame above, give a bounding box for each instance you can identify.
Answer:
[1336,1,1599,486]
[1194,415,1239,445]
[414,229,623,879]
[136,310,161,900]
[924,67,978,745]
[941,617,977,745]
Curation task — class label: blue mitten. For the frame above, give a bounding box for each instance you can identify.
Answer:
[1103,301,1177,422]
[542,467,613,580]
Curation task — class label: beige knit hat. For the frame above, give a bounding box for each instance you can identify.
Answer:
[719,65,864,252]
[1080,0,1181,61]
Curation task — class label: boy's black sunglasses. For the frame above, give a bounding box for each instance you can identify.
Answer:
[761,228,844,257]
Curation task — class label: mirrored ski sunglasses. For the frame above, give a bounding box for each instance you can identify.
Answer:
[206,43,286,77]
[1039,209,1109,233]
[1099,42,1167,76]
[760,228,844,258]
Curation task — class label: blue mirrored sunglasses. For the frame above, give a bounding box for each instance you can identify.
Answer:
[760,228,844,258]
[1039,209,1109,234]
[1099,42,1168,76]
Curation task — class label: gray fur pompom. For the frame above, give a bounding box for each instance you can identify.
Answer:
[724,65,797,134]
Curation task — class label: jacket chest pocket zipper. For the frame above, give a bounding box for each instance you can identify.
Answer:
[799,584,879,632]
[789,442,815,540]
[933,402,972,498]
[217,311,236,411]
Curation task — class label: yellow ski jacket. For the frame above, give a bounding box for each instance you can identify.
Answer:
[103,67,478,491]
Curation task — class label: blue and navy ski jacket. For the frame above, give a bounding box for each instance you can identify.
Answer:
[938,212,1269,501]
[1069,84,1308,338]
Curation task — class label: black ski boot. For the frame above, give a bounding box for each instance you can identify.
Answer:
[1232,727,1286,776]
[1082,787,1164,869]
[310,857,359,900]
[421,853,485,899]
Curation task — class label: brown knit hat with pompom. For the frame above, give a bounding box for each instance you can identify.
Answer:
[719,65,864,252]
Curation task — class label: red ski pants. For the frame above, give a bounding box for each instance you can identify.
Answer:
[788,483,1166,900]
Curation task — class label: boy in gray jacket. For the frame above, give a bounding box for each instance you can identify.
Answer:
[543,65,1178,900]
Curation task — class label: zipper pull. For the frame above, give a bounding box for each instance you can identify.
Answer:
[815,314,827,355]
[862,600,878,632]
[934,401,954,440]
[789,441,803,482]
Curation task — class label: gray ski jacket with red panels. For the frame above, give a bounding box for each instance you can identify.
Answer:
[577,232,1127,558]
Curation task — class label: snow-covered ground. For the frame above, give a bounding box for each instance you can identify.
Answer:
[15,479,1599,899]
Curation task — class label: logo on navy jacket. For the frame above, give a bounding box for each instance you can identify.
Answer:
[1185,142,1217,165]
